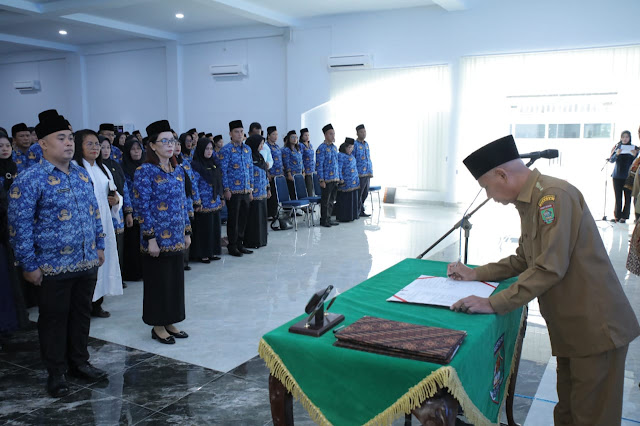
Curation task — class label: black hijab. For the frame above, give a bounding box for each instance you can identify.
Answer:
[246,134,266,170]
[122,137,144,179]
[100,135,125,195]
[1,139,17,191]
[179,133,192,158]
[191,137,223,197]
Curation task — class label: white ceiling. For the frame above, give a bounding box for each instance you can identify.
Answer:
[0,0,461,54]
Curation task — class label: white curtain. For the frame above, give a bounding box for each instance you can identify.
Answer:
[457,45,640,207]
[303,65,450,191]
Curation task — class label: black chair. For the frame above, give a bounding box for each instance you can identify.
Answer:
[294,174,321,226]
[274,175,310,231]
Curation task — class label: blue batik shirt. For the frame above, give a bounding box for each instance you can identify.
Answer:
[192,167,223,212]
[354,139,373,178]
[8,159,105,277]
[112,180,132,235]
[132,163,192,254]
[315,142,341,183]
[267,142,284,177]
[218,142,253,194]
[252,165,269,200]
[111,145,123,163]
[282,147,304,175]
[12,149,29,174]
[27,144,42,168]
[300,142,315,174]
[338,152,360,192]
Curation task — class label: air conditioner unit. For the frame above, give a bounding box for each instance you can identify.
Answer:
[13,80,40,91]
[209,64,248,78]
[327,54,372,70]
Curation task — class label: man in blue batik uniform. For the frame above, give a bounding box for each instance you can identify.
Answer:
[219,120,254,257]
[8,109,108,398]
[11,122,32,174]
[316,123,342,227]
[354,124,373,217]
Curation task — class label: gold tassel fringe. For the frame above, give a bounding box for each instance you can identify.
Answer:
[259,309,526,426]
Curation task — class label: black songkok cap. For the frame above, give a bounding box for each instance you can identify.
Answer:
[35,109,69,139]
[99,123,115,132]
[213,135,223,142]
[133,130,141,135]
[229,120,243,131]
[287,130,297,137]
[198,132,205,137]
[463,135,520,180]
[249,122,262,133]
[300,128,309,135]
[12,123,28,137]
[322,123,333,134]
[356,124,365,131]
[146,120,172,138]
[205,133,212,138]
[267,126,277,135]
[345,137,355,144]
[188,128,197,134]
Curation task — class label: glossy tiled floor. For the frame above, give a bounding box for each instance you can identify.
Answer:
[2,200,640,425]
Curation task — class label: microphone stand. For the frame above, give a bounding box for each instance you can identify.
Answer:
[416,198,490,263]
[416,157,545,263]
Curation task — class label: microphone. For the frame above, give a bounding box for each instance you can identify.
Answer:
[520,149,559,160]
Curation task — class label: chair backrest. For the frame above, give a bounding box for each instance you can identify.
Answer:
[274,175,291,203]
[313,172,322,196]
[293,174,308,199]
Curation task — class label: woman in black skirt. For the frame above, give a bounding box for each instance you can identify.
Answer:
[121,136,144,281]
[190,137,223,262]
[244,135,270,249]
[133,120,191,344]
[335,138,361,222]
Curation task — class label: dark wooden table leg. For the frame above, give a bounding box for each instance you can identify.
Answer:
[269,374,294,426]
[411,389,459,425]
[503,306,528,426]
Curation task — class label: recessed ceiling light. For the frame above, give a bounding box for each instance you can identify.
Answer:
[175,13,184,19]
[59,30,67,35]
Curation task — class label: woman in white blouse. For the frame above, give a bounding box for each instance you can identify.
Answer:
[73,129,123,317]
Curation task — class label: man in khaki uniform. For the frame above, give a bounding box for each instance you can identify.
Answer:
[448,135,639,426]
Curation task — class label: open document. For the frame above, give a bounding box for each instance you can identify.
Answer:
[387,275,498,308]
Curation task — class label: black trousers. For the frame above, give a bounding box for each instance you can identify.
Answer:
[227,193,251,249]
[612,178,632,220]
[267,177,279,218]
[320,181,338,224]
[359,176,370,211]
[38,271,97,375]
[305,174,315,197]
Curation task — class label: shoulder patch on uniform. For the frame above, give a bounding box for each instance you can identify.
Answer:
[539,202,555,225]
[538,194,555,207]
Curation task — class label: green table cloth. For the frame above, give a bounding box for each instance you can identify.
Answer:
[259,258,524,425]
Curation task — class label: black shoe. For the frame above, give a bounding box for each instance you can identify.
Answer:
[151,328,175,344]
[228,247,243,257]
[610,218,618,223]
[329,221,340,226]
[91,307,110,318]
[122,281,128,289]
[200,258,211,264]
[620,219,627,223]
[238,247,253,254]
[68,363,107,381]
[184,265,191,271]
[47,374,70,398]
[166,329,189,339]
[212,256,221,261]
[320,222,331,228]
[360,212,370,217]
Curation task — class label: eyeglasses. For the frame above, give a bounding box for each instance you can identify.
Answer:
[156,138,177,145]
[84,141,101,148]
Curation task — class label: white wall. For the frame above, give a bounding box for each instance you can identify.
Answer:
[85,47,168,133]
[0,57,71,131]
[182,35,287,139]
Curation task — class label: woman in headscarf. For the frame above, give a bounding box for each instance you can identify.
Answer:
[100,135,131,289]
[335,138,360,222]
[244,134,270,249]
[122,136,145,281]
[179,132,194,163]
[190,137,223,262]
[0,134,17,191]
